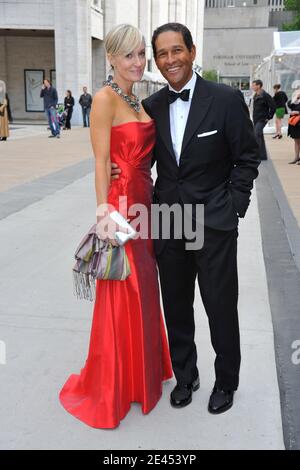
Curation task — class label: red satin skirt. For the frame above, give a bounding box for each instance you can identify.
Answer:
[59,237,173,428]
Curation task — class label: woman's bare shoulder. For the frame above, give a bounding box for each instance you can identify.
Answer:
[92,87,117,125]
[93,86,117,107]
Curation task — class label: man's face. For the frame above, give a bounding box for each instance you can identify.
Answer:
[252,82,261,93]
[154,31,196,91]
[83,87,87,93]
[44,80,50,88]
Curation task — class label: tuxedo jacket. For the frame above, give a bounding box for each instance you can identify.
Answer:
[142,74,260,239]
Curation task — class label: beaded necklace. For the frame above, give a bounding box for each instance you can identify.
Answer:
[103,75,141,113]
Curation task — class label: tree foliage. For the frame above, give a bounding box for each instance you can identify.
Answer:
[202,70,218,82]
[282,0,300,30]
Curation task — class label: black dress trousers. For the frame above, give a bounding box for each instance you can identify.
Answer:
[157,225,241,391]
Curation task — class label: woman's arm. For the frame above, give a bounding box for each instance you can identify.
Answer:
[90,91,128,245]
[90,90,114,221]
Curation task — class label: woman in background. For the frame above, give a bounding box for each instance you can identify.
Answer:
[63,90,75,130]
[272,84,288,140]
[0,81,9,141]
[287,89,300,164]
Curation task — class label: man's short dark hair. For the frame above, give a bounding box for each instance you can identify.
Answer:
[151,23,194,58]
[273,83,281,90]
[252,79,263,88]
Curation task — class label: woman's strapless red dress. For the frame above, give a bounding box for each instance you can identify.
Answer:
[59,120,173,428]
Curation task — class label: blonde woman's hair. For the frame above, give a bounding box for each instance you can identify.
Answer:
[104,24,144,59]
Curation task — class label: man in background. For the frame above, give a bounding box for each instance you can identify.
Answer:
[40,79,60,139]
[251,79,276,160]
[79,86,93,127]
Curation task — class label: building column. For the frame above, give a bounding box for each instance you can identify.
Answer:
[139,0,152,70]
[105,0,139,33]
[151,0,169,73]
[195,0,204,69]
[54,0,92,126]
[0,36,8,85]
[92,38,106,93]
[168,0,176,21]
[175,0,187,23]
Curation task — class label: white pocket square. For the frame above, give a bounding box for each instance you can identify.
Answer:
[197,130,218,138]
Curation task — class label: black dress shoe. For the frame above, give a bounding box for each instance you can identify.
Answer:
[170,376,200,408]
[208,386,234,414]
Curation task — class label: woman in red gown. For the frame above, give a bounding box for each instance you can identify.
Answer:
[59,24,173,428]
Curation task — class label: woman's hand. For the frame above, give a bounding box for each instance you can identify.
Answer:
[96,204,129,247]
[291,111,300,116]
[96,214,119,246]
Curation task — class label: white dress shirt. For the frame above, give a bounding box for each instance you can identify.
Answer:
[169,71,197,165]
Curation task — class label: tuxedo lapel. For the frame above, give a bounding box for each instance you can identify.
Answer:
[152,87,177,162]
[180,75,214,157]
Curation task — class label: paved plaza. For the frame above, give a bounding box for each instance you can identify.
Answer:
[0,126,299,450]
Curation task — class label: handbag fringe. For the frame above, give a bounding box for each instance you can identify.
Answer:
[73,270,96,302]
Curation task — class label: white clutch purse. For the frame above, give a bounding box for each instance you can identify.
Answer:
[110,210,136,246]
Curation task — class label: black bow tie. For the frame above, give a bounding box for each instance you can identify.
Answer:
[167,89,190,104]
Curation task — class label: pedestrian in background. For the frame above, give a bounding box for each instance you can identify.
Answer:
[273,84,288,139]
[63,90,74,130]
[251,79,276,160]
[40,79,60,139]
[0,80,9,142]
[287,89,300,165]
[79,86,92,127]
[6,93,13,124]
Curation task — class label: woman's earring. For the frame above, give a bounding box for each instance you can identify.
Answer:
[106,65,113,81]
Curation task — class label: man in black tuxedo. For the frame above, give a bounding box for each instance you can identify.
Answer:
[112,23,260,414]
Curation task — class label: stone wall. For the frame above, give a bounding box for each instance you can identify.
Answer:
[203,27,276,79]
[0,0,205,122]
[203,4,278,83]
[0,34,55,121]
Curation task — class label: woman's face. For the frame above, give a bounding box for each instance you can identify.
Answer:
[110,41,146,83]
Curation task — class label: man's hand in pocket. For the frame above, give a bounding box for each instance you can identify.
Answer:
[111,162,121,180]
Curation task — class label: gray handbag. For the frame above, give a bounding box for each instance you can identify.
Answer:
[72,224,131,301]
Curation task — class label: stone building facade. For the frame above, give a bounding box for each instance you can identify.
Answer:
[0,0,204,124]
[203,0,294,91]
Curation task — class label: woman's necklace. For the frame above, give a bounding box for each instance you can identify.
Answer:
[103,75,141,113]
